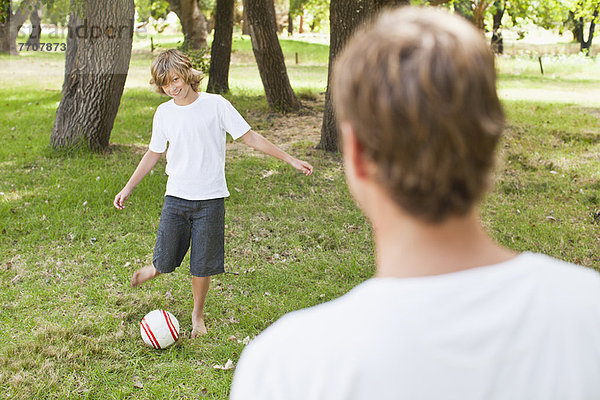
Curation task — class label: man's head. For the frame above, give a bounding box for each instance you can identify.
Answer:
[150,49,204,96]
[333,7,505,223]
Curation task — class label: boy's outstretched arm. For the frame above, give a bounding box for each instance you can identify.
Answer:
[240,130,313,176]
[114,149,163,210]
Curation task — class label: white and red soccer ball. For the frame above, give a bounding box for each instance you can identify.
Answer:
[140,309,180,349]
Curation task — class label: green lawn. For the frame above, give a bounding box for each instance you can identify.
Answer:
[0,35,599,399]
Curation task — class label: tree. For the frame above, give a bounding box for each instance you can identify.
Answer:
[244,0,300,112]
[488,0,530,54]
[318,0,412,152]
[207,0,234,94]
[317,0,375,152]
[448,0,493,29]
[0,0,39,54]
[373,0,409,7]
[491,0,505,53]
[42,0,70,26]
[25,2,42,48]
[570,5,598,53]
[289,0,330,34]
[531,0,599,54]
[50,0,135,152]
[135,0,170,32]
[167,0,209,49]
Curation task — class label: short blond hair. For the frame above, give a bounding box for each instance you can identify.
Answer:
[150,49,204,94]
[333,7,505,223]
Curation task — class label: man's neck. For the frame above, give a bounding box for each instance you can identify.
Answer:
[371,204,516,279]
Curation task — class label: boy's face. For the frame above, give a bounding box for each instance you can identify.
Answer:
[162,72,192,100]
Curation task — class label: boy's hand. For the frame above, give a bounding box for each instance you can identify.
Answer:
[290,158,313,176]
[114,188,132,210]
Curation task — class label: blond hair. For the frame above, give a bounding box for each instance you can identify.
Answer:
[333,7,505,223]
[150,49,204,94]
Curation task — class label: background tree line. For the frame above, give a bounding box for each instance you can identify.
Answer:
[1,0,598,153]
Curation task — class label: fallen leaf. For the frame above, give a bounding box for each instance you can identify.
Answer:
[213,359,235,370]
[261,170,275,179]
[133,377,143,389]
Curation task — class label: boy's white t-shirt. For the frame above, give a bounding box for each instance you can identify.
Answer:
[149,92,251,200]
[230,253,600,400]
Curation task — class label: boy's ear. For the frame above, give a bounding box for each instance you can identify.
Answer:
[340,122,369,180]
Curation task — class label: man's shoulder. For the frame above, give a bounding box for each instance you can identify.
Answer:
[520,252,600,287]
[246,281,375,353]
[520,252,600,309]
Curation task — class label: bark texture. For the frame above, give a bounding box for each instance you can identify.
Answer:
[167,0,209,49]
[207,0,234,94]
[242,5,250,35]
[0,0,37,54]
[245,0,300,112]
[372,0,409,8]
[578,9,598,54]
[491,1,504,54]
[50,0,134,152]
[318,0,373,152]
[25,3,42,48]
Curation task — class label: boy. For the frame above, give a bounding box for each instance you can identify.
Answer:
[114,49,313,338]
[230,7,600,399]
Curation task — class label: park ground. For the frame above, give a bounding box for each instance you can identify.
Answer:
[0,31,599,398]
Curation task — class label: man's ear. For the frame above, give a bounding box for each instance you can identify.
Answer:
[340,122,369,180]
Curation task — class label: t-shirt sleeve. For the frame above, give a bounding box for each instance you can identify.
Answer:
[148,107,167,153]
[219,96,251,140]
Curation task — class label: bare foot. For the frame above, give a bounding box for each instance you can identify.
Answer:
[191,314,208,339]
[130,265,160,287]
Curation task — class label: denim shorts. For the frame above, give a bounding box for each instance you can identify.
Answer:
[153,196,225,277]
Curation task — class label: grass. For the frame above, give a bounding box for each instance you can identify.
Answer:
[1,33,600,399]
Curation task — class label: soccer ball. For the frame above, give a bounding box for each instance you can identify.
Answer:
[140,309,180,349]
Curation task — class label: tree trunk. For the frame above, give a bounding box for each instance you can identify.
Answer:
[167,0,209,49]
[581,9,598,54]
[570,12,584,45]
[50,0,135,152]
[207,0,234,94]
[472,0,492,30]
[287,11,293,36]
[318,0,373,152]
[25,4,43,48]
[0,24,12,54]
[491,0,504,54]
[0,0,36,55]
[242,6,250,35]
[372,0,409,8]
[244,0,300,112]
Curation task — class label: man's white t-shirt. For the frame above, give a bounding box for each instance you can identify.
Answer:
[231,253,600,400]
[149,92,251,200]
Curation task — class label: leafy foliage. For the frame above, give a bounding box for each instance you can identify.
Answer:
[135,0,170,24]
[41,0,69,26]
[0,0,10,24]
[180,45,211,74]
[290,0,329,32]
